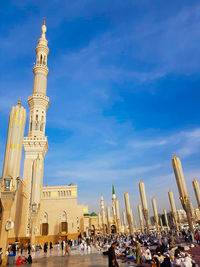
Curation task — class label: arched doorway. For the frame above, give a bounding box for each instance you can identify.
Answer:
[91,225,95,235]
[111,225,117,234]
[60,211,68,232]
[41,212,48,236]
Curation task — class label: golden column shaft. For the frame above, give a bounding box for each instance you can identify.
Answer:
[193,178,200,210]
[163,209,170,231]
[172,154,194,232]
[139,180,150,234]
[2,102,26,186]
[138,204,144,233]
[152,197,159,231]
[98,212,102,230]
[168,190,179,231]
[135,220,138,232]
[122,211,128,233]
[106,206,111,235]
[124,192,134,235]
[130,208,135,233]
[115,199,121,233]
[100,196,106,235]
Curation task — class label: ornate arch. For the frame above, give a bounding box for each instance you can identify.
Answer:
[60,211,67,222]
[41,212,48,223]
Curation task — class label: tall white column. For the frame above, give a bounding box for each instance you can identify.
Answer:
[100,196,106,235]
[122,211,128,233]
[134,220,138,232]
[107,206,111,235]
[172,153,194,232]
[193,178,200,210]
[21,20,50,237]
[115,199,121,234]
[98,212,102,230]
[139,180,150,235]
[163,209,170,231]
[138,204,144,234]
[168,190,179,231]
[130,208,135,233]
[124,192,134,235]
[2,100,26,187]
[152,197,159,231]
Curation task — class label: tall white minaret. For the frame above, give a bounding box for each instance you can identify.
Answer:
[22,19,50,237]
[112,184,117,226]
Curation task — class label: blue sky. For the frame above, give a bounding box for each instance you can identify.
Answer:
[0,0,200,219]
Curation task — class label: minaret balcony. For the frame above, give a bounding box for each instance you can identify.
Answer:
[28,94,49,109]
[23,136,48,156]
[33,64,49,76]
[35,44,49,55]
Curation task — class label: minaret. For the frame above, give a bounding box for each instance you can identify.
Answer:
[100,196,106,235]
[172,153,194,232]
[152,197,159,231]
[192,178,200,210]
[22,20,50,236]
[112,184,117,226]
[2,99,26,186]
[138,204,144,234]
[139,179,150,235]
[168,190,179,231]
[124,192,134,235]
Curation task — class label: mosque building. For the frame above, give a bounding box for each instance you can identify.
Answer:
[0,21,105,245]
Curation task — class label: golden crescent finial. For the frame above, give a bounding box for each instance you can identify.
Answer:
[18,98,21,106]
[43,17,46,25]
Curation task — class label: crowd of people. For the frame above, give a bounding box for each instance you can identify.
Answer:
[88,229,199,267]
[1,229,200,266]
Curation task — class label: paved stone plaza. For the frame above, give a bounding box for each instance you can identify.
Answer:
[10,253,132,267]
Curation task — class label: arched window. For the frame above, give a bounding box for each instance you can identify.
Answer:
[41,212,48,236]
[40,54,42,64]
[60,211,68,232]
[40,116,44,131]
[61,211,67,222]
[30,117,32,131]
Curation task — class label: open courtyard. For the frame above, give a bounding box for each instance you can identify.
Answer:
[9,253,132,267]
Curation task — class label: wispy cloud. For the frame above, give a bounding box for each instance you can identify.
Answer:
[54,162,161,182]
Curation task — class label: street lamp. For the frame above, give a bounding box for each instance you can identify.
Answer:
[3,176,13,191]
[16,177,20,190]
[32,203,37,213]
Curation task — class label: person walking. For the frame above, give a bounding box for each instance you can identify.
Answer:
[65,242,70,256]
[44,243,47,253]
[108,242,119,267]
[136,241,142,266]
[20,244,23,255]
[0,248,2,265]
[28,243,31,254]
[61,240,64,256]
